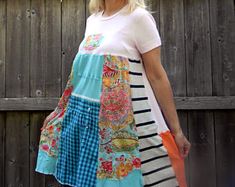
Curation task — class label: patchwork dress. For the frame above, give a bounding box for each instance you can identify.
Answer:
[35,5,187,187]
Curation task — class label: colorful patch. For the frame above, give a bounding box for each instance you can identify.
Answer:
[71,53,105,101]
[97,54,141,180]
[38,68,74,157]
[83,33,104,51]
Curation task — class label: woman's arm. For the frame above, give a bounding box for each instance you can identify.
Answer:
[141,46,191,158]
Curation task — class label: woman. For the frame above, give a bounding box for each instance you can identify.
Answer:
[35,0,191,186]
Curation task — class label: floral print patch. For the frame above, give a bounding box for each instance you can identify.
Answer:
[38,68,74,157]
[83,34,104,51]
[97,54,141,180]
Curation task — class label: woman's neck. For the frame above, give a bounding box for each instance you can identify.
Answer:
[103,0,127,16]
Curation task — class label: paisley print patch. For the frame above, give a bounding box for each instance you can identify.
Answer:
[96,54,141,180]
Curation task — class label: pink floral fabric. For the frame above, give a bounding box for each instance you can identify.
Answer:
[97,54,141,179]
[38,69,74,157]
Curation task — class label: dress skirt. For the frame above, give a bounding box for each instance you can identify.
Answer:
[35,52,187,187]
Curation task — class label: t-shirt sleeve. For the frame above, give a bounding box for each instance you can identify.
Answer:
[133,11,162,54]
[84,15,91,37]
[84,14,94,37]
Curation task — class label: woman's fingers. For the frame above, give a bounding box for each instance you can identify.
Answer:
[40,118,49,131]
[178,142,184,157]
[174,133,191,158]
[181,139,191,158]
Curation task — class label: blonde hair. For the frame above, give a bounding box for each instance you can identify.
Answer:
[88,0,149,14]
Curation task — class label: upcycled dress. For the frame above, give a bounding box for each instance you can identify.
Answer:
[35,5,187,187]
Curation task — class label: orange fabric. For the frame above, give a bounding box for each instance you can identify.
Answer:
[159,131,187,187]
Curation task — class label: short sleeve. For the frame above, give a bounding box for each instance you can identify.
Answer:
[84,14,94,37]
[133,11,162,54]
[84,16,91,37]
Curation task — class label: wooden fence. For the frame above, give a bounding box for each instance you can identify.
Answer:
[0,0,234,186]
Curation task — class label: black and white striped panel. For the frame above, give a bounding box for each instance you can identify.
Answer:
[144,175,178,187]
[139,133,178,186]
[128,58,179,187]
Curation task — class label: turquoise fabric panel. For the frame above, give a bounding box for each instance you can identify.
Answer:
[35,149,57,174]
[71,53,104,100]
[97,169,144,187]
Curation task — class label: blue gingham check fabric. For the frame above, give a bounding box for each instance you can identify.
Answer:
[54,95,100,187]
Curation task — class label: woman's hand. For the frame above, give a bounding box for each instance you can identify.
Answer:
[173,131,191,158]
[40,116,50,131]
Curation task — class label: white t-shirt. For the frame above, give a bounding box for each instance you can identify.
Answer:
[78,5,169,133]
[79,4,162,57]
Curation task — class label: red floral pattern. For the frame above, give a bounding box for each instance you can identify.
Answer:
[38,68,74,157]
[97,55,141,179]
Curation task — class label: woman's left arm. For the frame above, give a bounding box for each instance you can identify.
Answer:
[141,46,191,158]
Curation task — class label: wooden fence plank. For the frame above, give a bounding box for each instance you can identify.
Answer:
[210,0,235,186]
[30,0,47,98]
[30,0,48,186]
[184,0,216,186]
[160,0,186,96]
[146,0,160,24]
[210,0,235,96]
[5,0,30,186]
[5,0,30,97]
[30,0,62,186]
[44,0,62,98]
[0,113,5,187]
[185,0,212,97]
[214,111,235,187]
[188,111,215,187]
[62,0,86,90]
[0,0,6,98]
[43,1,62,186]
[5,112,30,187]
[85,0,89,19]
[1,96,235,111]
[0,0,6,186]
[174,96,235,109]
